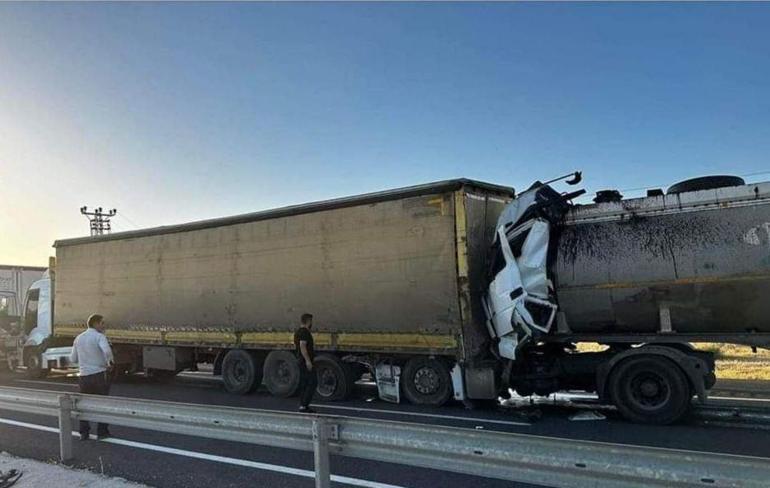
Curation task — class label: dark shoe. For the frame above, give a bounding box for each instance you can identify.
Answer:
[79,433,91,441]
[298,407,316,414]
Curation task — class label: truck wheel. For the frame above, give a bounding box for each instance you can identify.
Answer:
[609,356,690,425]
[222,350,263,395]
[24,348,47,379]
[402,357,452,406]
[263,350,301,398]
[315,354,355,401]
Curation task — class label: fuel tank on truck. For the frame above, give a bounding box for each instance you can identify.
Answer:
[554,178,770,334]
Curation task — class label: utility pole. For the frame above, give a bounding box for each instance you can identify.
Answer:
[80,206,117,236]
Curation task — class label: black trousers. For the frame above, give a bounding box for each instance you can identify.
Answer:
[78,371,110,436]
[299,362,317,408]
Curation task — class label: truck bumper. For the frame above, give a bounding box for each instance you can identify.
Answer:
[41,347,74,370]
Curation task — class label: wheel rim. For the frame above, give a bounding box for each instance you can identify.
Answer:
[27,354,40,370]
[626,371,671,411]
[317,366,338,398]
[275,360,292,386]
[413,365,440,395]
[232,358,248,384]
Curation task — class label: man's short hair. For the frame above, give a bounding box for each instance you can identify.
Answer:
[300,313,313,325]
[87,314,104,328]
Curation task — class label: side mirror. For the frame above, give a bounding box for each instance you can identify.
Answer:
[566,171,582,185]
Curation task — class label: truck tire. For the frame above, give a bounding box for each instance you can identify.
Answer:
[263,350,301,398]
[222,350,263,395]
[402,357,452,406]
[314,354,355,401]
[24,348,47,379]
[608,356,690,425]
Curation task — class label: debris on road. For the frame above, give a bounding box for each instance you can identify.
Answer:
[0,467,22,488]
[0,452,149,487]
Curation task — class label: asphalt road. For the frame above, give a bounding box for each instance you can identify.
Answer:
[0,370,769,488]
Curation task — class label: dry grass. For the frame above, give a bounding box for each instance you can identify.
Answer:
[575,342,770,381]
[575,342,608,353]
[695,343,770,381]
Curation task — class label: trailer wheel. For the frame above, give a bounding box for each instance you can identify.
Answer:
[264,350,301,398]
[222,350,263,395]
[24,347,47,379]
[609,356,690,425]
[402,357,452,406]
[314,354,355,401]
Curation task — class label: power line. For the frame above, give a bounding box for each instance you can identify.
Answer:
[740,170,770,178]
[117,212,140,229]
[80,206,117,236]
[110,219,126,232]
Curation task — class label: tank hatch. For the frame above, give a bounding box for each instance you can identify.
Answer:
[593,189,623,203]
[667,175,745,194]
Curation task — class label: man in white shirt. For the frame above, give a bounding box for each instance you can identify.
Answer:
[69,313,114,440]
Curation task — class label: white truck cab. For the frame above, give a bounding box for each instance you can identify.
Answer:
[19,272,74,377]
[483,174,584,361]
[22,274,52,349]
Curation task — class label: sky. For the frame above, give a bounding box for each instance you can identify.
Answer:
[1,3,769,265]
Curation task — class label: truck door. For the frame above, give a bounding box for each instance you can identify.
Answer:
[22,280,52,347]
[23,288,39,335]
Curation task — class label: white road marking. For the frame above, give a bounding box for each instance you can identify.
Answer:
[710,396,770,403]
[0,417,406,488]
[177,373,220,381]
[310,403,530,426]
[0,417,60,433]
[178,372,215,377]
[14,380,78,388]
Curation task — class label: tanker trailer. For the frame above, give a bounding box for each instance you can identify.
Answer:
[485,174,770,424]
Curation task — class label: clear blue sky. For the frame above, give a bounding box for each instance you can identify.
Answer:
[1,3,769,264]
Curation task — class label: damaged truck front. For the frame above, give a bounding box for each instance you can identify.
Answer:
[484,174,770,424]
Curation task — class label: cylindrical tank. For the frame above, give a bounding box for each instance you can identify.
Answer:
[554,180,770,334]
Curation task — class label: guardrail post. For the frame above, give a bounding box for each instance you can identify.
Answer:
[312,417,331,488]
[58,394,73,463]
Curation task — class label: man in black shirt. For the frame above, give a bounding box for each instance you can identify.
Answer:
[294,313,317,413]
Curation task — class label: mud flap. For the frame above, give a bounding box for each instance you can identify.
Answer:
[375,362,401,403]
[450,363,466,401]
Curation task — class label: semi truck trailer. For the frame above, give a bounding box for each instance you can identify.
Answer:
[15,175,770,424]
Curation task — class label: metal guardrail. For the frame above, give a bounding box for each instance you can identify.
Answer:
[1,386,769,488]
